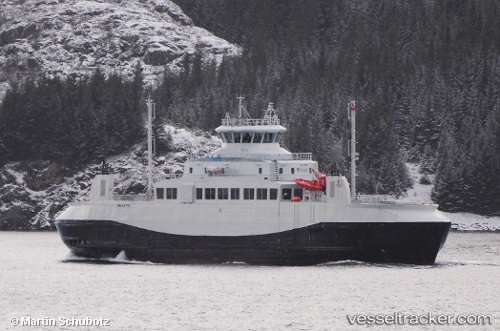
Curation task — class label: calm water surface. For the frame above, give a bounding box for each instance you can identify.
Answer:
[0,231,499,331]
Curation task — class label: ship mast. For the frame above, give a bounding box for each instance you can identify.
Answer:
[348,100,357,202]
[236,95,251,123]
[146,96,155,197]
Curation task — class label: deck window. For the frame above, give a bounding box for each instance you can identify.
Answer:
[293,188,303,199]
[282,188,292,200]
[270,188,278,200]
[196,188,203,200]
[256,188,267,200]
[205,188,216,200]
[231,188,240,200]
[166,188,177,199]
[218,188,229,200]
[243,188,255,200]
[156,188,164,199]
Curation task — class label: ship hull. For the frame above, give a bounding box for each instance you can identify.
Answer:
[56,219,451,266]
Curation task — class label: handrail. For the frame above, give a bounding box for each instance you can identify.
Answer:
[221,117,280,126]
[113,195,153,201]
[157,173,183,180]
[357,194,396,203]
[189,153,312,161]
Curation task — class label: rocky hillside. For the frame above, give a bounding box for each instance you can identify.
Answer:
[0,0,239,98]
[0,124,222,230]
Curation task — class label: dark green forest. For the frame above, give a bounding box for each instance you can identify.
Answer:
[1,0,500,215]
[0,69,144,166]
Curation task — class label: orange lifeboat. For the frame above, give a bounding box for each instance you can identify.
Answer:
[293,170,326,192]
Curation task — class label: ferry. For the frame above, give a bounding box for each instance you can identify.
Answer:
[55,98,451,265]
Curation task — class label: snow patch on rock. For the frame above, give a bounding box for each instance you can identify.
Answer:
[400,163,499,232]
[0,0,239,97]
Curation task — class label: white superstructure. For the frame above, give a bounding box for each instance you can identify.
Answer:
[58,99,449,237]
[56,97,451,265]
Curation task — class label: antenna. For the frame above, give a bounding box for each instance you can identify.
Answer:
[237,95,244,119]
[146,96,155,197]
[348,100,357,202]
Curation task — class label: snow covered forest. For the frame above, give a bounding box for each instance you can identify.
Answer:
[1,0,500,216]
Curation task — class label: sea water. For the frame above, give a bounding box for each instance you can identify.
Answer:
[0,231,499,331]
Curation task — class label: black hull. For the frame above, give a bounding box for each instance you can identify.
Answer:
[55,220,450,266]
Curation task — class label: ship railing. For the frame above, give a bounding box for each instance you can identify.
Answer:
[189,153,312,161]
[189,153,209,160]
[113,195,153,201]
[357,194,396,204]
[221,117,280,126]
[157,173,183,180]
[292,153,312,160]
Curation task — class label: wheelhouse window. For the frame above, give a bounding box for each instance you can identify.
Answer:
[253,132,263,143]
[156,188,164,199]
[218,188,229,199]
[243,188,255,200]
[231,188,240,200]
[222,132,233,143]
[205,188,216,200]
[233,132,241,143]
[242,132,253,143]
[256,188,267,200]
[166,188,177,199]
[274,132,282,143]
[263,132,274,143]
